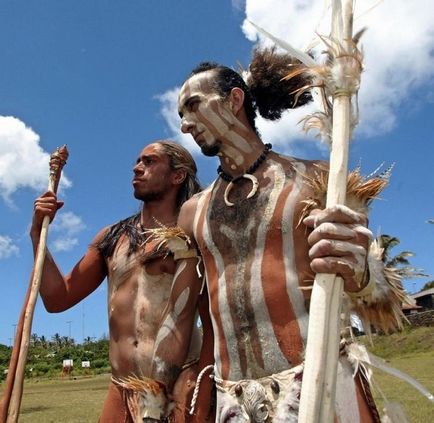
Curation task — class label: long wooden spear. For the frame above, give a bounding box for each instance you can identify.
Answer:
[0,146,69,423]
[299,1,358,421]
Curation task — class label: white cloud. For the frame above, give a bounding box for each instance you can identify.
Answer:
[156,89,202,155]
[242,0,434,139]
[0,116,72,205]
[231,0,245,11]
[0,235,19,259]
[50,211,86,252]
[158,1,434,152]
[51,237,79,252]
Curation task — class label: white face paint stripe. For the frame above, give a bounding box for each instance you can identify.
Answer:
[180,72,253,157]
[281,161,310,342]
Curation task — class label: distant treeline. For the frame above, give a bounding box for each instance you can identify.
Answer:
[0,334,110,380]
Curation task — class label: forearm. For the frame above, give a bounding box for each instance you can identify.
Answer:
[30,228,108,313]
[152,258,203,390]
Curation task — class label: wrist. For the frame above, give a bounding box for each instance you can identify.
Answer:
[346,268,375,299]
[30,226,40,240]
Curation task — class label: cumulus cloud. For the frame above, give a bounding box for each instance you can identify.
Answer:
[156,89,202,154]
[157,0,434,153]
[0,116,71,205]
[50,211,86,252]
[242,0,434,139]
[0,235,19,259]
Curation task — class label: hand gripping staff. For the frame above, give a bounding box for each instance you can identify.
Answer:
[0,146,69,423]
[299,1,360,422]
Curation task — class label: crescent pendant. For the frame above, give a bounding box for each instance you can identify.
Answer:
[223,173,259,207]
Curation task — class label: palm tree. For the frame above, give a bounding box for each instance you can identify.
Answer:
[52,333,62,348]
[420,280,434,291]
[379,234,427,279]
[39,335,47,348]
[30,333,39,346]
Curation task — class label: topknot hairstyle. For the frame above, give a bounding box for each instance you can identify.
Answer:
[189,47,312,133]
[248,46,312,120]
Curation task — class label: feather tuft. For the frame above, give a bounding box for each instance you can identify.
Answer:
[144,225,192,257]
[346,239,411,336]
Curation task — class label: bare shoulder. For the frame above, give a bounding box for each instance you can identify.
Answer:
[270,151,328,177]
[178,194,201,237]
[90,225,111,247]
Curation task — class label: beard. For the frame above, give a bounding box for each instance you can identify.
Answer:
[200,140,221,157]
[133,189,165,202]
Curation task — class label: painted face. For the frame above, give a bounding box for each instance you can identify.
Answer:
[132,144,174,202]
[178,71,239,157]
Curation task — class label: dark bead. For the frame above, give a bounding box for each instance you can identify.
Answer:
[270,380,280,394]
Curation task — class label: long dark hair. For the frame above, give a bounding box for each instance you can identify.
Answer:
[157,140,201,208]
[96,140,201,259]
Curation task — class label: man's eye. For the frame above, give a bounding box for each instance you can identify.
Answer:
[188,100,199,111]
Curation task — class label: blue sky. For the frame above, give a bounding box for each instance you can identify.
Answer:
[0,0,433,346]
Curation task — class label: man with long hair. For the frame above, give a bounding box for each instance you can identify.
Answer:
[31,140,204,422]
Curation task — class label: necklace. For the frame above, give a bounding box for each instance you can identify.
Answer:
[217,143,272,206]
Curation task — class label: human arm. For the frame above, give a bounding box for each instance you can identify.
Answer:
[151,198,205,391]
[30,191,108,312]
[301,166,409,333]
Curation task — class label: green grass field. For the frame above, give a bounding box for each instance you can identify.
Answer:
[371,352,434,421]
[1,327,433,422]
[7,375,109,422]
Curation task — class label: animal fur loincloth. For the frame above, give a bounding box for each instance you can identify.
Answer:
[213,365,303,422]
[213,354,382,423]
[111,375,175,422]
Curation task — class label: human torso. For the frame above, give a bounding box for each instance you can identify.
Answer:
[106,234,200,379]
[194,153,317,381]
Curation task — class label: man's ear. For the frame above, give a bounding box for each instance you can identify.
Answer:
[171,168,187,185]
[229,87,245,114]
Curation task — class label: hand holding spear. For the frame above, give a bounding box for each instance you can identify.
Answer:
[0,146,69,423]
[299,1,360,421]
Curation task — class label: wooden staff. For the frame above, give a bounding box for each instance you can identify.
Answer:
[298,1,356,422]
[0,146,69,423]
[298,0,358,423]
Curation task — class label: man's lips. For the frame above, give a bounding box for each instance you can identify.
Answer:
[194,131,204,143]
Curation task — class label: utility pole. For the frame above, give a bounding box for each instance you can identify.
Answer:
[82,302,85,343]
[12,324,17,345]
[66,320,72,340]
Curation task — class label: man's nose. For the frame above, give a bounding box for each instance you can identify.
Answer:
[180,116,194,134]
[133,162,143,174]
